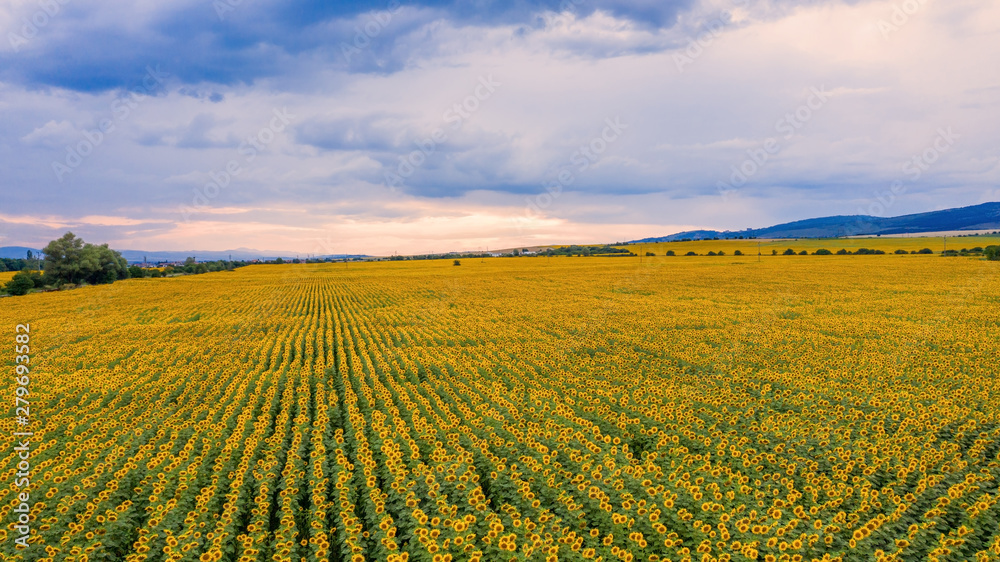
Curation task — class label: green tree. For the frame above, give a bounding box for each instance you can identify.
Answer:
[4,272,35,296]
[128,265,146,278]
[42,232,86,283]
[80,243,129,284]
[42,232,129,285]
[984,246,999,261]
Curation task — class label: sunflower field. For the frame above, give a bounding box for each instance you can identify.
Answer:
[2,253,1000,562]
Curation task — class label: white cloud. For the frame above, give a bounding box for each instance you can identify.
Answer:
[20,119,77,147]
[1,0,998,253]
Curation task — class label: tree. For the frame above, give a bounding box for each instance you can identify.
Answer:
[4,272,35,296]
[985,246,1000,261]
[43,232,86,283]
[685,251,697,256]
[453,259,461,266]
[734,250,743,256]
[42,232,128,285]
[666,250,676,256]
[783,248,796,255]
[814,249,832,255]
[917,248,933,254]
[128,265,146,279]
[79,243,129,284]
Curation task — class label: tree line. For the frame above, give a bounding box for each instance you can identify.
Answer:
[3,233,248,296]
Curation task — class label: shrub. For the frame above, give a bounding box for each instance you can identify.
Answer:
[685,251,697,256]
[453,260,461,266]
[783,248,796,256]
[798,250,808,255]
[645,252,655,257]
[814,249,832,255]
[917,248,934,254]
[4,272,35,296]
[983,246,999,260]
[734,250,743,256]
[666,250,676,256]
[707,251,717,256]
[718,251,726,256]
[150,269,163,278]
[26,270,46,288]
[894,249,908,254]
[837,249,850,255]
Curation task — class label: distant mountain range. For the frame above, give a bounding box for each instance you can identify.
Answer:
[0,246,367,263]
[629,202,1000,243]
[0,246,43,260]
[114,249,368,264]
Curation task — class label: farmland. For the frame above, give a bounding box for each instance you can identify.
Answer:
[619,235,1000,257]
[2,253,1000,561]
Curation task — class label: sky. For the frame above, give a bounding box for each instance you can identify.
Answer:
[1,0,998,256]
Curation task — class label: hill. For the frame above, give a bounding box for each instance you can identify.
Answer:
[630,202,1000,242]
[0,246,43,259]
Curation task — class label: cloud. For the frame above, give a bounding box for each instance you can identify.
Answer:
[0,0,700,94]
[1,0,998,254]
[295,114,410,152]
[20,120,78,148]
[138,113,236,148]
